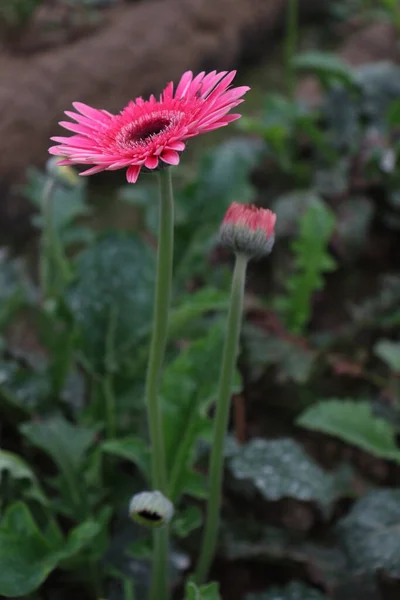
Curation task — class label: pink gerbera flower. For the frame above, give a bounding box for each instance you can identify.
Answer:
[49,70,250,183]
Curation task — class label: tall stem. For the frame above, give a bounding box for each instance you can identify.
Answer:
[194,253,248,584]
[145,168,174,600]
[284,0,299,101]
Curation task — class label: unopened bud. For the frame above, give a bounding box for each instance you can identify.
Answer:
[129,490,174,528]
[219,202,276,259]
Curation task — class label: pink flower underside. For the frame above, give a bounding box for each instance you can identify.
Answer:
[49,70,250,183]
[223,202,276,238]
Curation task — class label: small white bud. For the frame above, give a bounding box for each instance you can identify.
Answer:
[129,490,174,528]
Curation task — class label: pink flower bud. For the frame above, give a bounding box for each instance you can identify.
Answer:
[219,202,276,258]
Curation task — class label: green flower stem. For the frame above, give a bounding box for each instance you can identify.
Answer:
[284,0,298,100]
[40,178,71,299]
[145,168,175,600]
[195,252,248,584]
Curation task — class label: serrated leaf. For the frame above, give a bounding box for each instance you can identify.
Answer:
[297,399,400,462]
[374,339,400,372]
[229,438,345,517]
[246,581,328,600]
[278,196,337,334]
[68,233,155,371]
[162,323,241,501]
[338,488,400,578]
[185,582,221,600]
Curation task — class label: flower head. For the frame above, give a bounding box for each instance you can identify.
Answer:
[129,490,174,528]
[219,202,276,258]
[49,71,249,183]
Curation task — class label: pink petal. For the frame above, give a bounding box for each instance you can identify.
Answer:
[199,71,225,96]
[72,102,112,124]
[167,141,185,151]
[160,149,180,165]
[161,81,174,102]
[144,155,159,169]
[80,165,107,176]
[51,135,96,148]
[59,121,96,136]
[175,71,194,98]
[126,165,141,183]
[204,71,237,102]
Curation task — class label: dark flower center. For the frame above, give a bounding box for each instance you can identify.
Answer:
[129,117,170,142]
[138,509,162,522]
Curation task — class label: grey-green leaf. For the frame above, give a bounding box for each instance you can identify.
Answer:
[338,488,400,578]
[68,234,155,371]
[229,438,344,516]
[246,581,328,600]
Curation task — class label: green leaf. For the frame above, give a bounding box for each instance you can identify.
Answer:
[0,450,47,505]
[242,324,315,384]
[0,502,66,597]
[374,339,400,372]
[172,505,203,538]
[191,138,262,219]
[100,436,149,476]
[25,168,91,233]
[0,254,30,329]
[163,323,241,501]
[229,438,347,517]
[0,503,103,596]
[20,417,97,517]
[297,399,400,462]
[68,233,155,371]
[21,417,96,474]
[0,360,50,416]
[168,288,229,339]
[338,488,400,578]
[246,581,327,600]
[185,582,221,600]
[293,51,358,89]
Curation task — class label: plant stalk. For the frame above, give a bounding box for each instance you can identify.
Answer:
[194,253,248,584]
[145,168,174,600]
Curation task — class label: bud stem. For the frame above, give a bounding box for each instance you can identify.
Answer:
[145,168,174,600]
[195,252,248,584]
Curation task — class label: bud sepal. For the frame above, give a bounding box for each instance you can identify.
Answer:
[219,202,276,259]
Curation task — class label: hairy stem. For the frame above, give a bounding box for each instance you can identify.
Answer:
[145,168,174,600]
[194,253,248,584]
